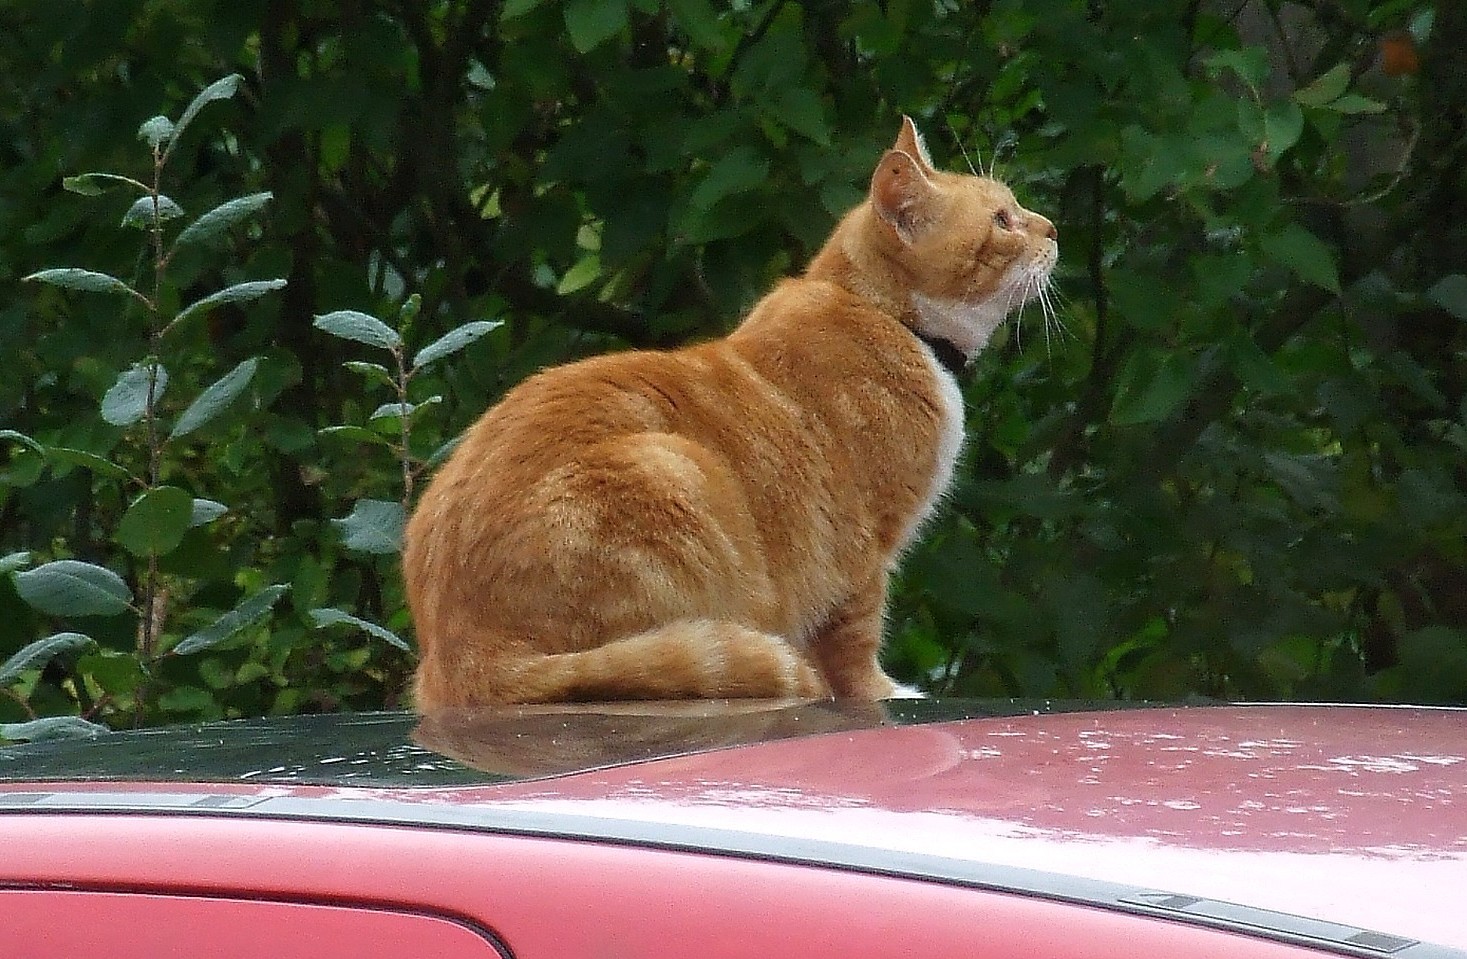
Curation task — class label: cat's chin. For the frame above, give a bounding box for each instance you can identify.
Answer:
[910,291,1014,358]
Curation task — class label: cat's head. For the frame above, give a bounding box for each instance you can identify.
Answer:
[868,117,1058,359]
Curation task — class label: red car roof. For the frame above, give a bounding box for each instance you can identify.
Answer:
[3,703,1464,952]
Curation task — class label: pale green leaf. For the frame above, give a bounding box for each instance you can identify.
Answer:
[412,320,503,369]
[309,607,412,652]
[190,499,229,527]
[169,280,287,332]
[0,632,95,684]
[63,173,151,196]
[101,361,168,427]
[0,551,32,576]
[14,560,133,617]
[169,358,259,438]
[138,115,175,147]
[313,310,403,350]
[24,268,141,299]
[121,194,184,229]
[174,192,274,247]
[332,499,405,554]
[164,74,242,161]
[172,584,289,655]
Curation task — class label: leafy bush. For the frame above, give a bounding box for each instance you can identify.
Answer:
[3,0,1464,736]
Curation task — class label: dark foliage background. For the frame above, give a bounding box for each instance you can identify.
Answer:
[2,0,1464,734]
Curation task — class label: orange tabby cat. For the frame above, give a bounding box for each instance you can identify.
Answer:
[404,118,1058,708]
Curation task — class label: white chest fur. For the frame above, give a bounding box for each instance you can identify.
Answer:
[897,341,965,552]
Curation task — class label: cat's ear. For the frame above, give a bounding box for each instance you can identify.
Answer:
[893,116,936,174]
[871,149,937,244]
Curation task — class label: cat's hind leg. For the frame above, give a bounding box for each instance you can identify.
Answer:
[809,569,923,699]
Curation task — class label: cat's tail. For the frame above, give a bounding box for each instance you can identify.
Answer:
[414,620,828,708]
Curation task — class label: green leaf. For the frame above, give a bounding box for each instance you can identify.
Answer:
[690,147,769,211]
[332,499,406,554]
[158,685,216,714]
[1326,94,1385,115]
[0,430,44,456]
[78,650,145,697]
[1293,63,1351,108]
[768,88,831,145]
[412,319,504,369]
[1427,274,1467,321]
[101,361,168,427]
[667,0,728,52]
[564,0,627,52]
[169,358,259,439]
[1260,223,1340,293]
[23,268,142,300]
[1,716,111,743]
[13,560,133,617]
[427,434,464,468]
[343,361,397,388]
[172,584,289,655]
[1112,352,1198,425]
[557,255,602,295]
[0,551,32,576]
[173,192,274,247]
[369,396,441,428]
[168,280,288,332]
[121,194,185,229]
[190,499,228,527]
[164,74,242,160]
[318,425,395,447]
[313,310,403,350]
[309,607,412,652]
[45,447,131,479]
[63,173,151,196]
[115,485,194,557]
[0,632,95,684]
[1205,47,1269,87]
[138,114,175,147]
[502,0,551,17]
[1263,101,1304,160]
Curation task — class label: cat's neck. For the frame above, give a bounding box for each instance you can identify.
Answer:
[802,204,975,369]
[804,204,914,322]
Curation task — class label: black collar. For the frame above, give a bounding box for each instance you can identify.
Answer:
[917,332,969,378]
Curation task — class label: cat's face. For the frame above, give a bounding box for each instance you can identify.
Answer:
[869,118,1059,357]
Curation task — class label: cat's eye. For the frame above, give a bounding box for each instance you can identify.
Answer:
[993,210,1013,230]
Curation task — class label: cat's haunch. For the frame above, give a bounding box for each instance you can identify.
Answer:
[403,117,1058,709]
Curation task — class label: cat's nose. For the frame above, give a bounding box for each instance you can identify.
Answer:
[1041,219,1058,242]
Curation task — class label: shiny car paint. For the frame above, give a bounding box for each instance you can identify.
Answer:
[1,702,1463,957]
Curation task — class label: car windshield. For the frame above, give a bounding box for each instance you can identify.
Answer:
[0,698,1128,787]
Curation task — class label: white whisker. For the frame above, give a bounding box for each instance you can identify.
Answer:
[945,117,979,176]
